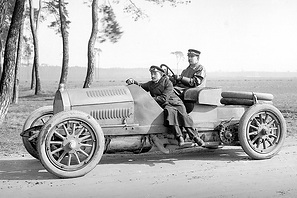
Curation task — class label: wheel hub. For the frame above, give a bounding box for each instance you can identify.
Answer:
[259,125,270,135]
[63,136,81,152]
[69,140,77,149]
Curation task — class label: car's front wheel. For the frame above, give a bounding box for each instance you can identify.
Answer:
[37,110,105,178]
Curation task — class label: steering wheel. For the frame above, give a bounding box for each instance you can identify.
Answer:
[160,64,175,78]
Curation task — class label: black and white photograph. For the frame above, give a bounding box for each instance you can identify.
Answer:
[0,0,296,197]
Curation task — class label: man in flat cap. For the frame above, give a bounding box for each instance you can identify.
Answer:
[126,65,204,150]
[172,49,206,99]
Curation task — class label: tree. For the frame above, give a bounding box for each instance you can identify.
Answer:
[0,0,15,76]
[171,51,185,73]
[12,11,25,104]
[44,0,70,87]
[58,0,69,85]
[83,0,100,88]
[0,0,25,124]
[83,1,123,88]
[28,0,42,95]
[83,0,189,88]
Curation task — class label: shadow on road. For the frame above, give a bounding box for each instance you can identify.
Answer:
[0,146,249,180]
[100,146,250,166]
[0,158,56,180]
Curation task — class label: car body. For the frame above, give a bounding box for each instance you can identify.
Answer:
[21,83,286,178]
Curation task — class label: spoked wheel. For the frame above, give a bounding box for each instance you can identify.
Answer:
[238,104,286,159]
[38,110,105,178]
[21,106,53,159]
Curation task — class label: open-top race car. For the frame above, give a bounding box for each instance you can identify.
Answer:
[21,65,287,178]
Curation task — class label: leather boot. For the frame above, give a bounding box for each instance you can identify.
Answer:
[178,136,185,146]
[193,136,205,146]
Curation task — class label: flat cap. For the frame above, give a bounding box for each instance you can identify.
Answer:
[187,49,201,56]
[149,65,165,73]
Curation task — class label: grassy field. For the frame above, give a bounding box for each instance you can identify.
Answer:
[0,77,296,157]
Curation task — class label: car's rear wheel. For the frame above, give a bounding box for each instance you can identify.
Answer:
[22,106,53,159]
[37,110,105,178]
[238,104,286,159]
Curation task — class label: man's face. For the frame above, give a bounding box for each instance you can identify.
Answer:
[188,55,199,65]
[150,71,162,82]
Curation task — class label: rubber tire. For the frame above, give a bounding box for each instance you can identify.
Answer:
[238,104,286,160]
[220,98,273,106]
[22,106,53,159]
[221,91,273,101]
[37,110,105,178]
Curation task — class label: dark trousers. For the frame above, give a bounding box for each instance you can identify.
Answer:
[169,125,183,138]
[169,126,198,140]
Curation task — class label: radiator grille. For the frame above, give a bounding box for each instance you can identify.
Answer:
[90,108,131,120]
[86,88,127,98]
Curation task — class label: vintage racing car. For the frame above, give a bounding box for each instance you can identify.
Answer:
[20,66,287,178]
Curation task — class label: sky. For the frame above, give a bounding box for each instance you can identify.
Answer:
[38,0,297,72]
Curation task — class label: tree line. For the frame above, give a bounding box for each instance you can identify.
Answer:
[0,0,190,124]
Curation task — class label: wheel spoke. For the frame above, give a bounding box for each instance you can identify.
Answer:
[57,151,67,162]
[270,127,278,131]
[63,124,70,136]
[264,112,269,123]
[256,138,260,148]
[249,131,258,136]
[50,141,63,145]
[81,143,93,147]
[251,134,261,144]
[268,134,277,139]
[250,124,258,131]
[67,153,72,166]
[74,151,81,164]
[80,134,91,141]
[40,118,46,124]
[254,118,260,127]
[259,114,264,124]
[262,139,267,149]
[51,147,63,155]
[266,138,273,146]
[54,130,65,140]
[72,123,77,135]
[267,119,275,127]
[76,127,85,137]
[79,148,90,157]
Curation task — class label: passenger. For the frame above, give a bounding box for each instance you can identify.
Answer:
[126,65,204,147]
[171,49,206,99]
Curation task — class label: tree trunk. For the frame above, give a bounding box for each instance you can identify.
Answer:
[29,0,41,95]
[0,3,7,78]
[83,0,99,88]
[12,13,25,104]
[58,0,69,87]
[0,40,2,77]
[0,0,25,125]
[30,63,35,89]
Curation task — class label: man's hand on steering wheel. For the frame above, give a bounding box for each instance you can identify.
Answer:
[173,75,182,81]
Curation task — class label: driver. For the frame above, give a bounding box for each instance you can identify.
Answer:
[171,49,206,99]
[126,65,204,147]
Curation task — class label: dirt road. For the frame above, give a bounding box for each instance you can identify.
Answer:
[1,137,297,198]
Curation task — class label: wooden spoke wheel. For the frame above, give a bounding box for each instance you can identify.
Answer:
[38,110,104,178]
[238,104,286,159]
[22,106,53,159]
